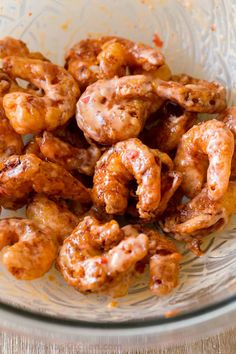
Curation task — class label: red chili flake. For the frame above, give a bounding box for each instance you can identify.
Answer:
[28,12,32,16]
[210,24,216,32]
[152,33,164,48]
[101,257,108,264]
[126,150,139,160]
[81,96,90,104]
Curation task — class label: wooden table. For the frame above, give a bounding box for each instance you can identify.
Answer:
[1,329,236,353]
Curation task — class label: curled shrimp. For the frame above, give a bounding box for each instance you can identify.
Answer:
[0,117,23,162]
[218,107,236,179]
[162,182,236,256]
[154,75,226,113]
[57,216,148,295]
[27,194,79,244]
[140,101,197,152]
[76,75,162,145]
[127,167,182,220]
[0,71,23,161]
[1,56,80,134]
[92,138,161,219]
[0,37,48,60]
[65,36,164,90]
[53,119,90,149]
[174,119,234,200]
[36,131,101,176]
[0,218,57,279]
[0,154,90,209]
[123,225,181,296]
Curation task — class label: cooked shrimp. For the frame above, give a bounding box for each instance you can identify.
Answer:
[57,216,148,294]
[0,116,23,162]
[2,56,80,134]
[141,101,197,152]
[218,107,236,179]
[154,76,226,113]
[27,194,79,244]
[144,228,181,296]
[0,218,57,279]
[76,75,162,145]
[121,225,181,296]
[36,132,101,176]
[53,119,89,149]
[0,70,24,160]
[0,154,90,209]
[92,138,161,219]
[162,182,236,255]
[65,36,164,90]
[174,119,234,200]
[0,36,48,61]
[127,170,182,220]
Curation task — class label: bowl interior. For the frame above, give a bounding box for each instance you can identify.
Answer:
[0,0,236,325]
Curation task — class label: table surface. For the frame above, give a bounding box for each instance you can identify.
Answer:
[1,328,236,354]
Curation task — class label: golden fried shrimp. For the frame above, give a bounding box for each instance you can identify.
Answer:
[36,132,101,176]
[154,76,226,113]
[145,229,181,296]
[0,37,30,57]
[0,70,24,160]
[76,75,162,145]
[0,36,48,61]
[156,171,183,217]
[65,36,164,90]
[127,170,182,220]
[174,119,234,200]
[0,218,57,279]
[121,225,181,296]
[2,56,80,134]
[162,182,236,256]
[218,107,236,179]
[57,216,148,294]
[27,194,79,244]
[0,116,23,162]
[0,154,90,209]
[92,138,161,219]
[53,119,89,149]
[141,101,197,152]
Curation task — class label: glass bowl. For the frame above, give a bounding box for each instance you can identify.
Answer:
[0,0,236,350]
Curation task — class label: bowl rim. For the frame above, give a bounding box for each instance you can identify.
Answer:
[0,291,236,329]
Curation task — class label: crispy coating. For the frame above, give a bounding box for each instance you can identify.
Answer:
[0,154,90,209]
[65,36,164,90]
[76,75,162,145]
[174,119,234,200]
[218,107,236,179]
[36,131,101,176]
[57,216,148,295]
[92,138,161,219]
[162,182,236,255]
[27,194,79,244]
[141,101,197,152]
[154,76,226,113]
[0,218,57,279]
[2,56,80,134]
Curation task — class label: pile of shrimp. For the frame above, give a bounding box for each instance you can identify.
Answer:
[0,35,235,299]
